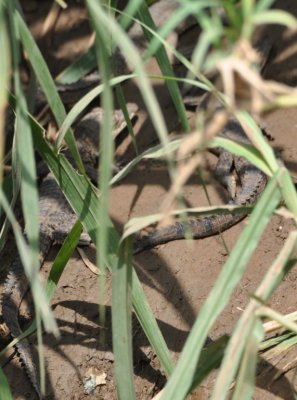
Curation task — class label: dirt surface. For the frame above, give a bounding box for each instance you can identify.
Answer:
[1,1,297,399]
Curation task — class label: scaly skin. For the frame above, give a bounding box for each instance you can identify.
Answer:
[133,118,267,254]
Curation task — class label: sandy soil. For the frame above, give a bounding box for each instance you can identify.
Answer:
[1,1,297,399]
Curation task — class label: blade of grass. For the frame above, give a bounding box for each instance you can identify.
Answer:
[0,6,12,251]
[260,332,296,352]
[261,334,297,360]
[236,111,297,214]
[112,237,135,400]
[115,85,138,154]
[252,10,297,27]
[15,11,84,173]
[6,10,56,385]
[236,111,279,172]
[31,111,174,376]
[0,368,13,400]
[0,3,10,183]
[111,138,181,185]
[209,137,272,176]
[84,1,173,171]
[189,335,229,392]
[7,0,39,271]
[123,203,257,241]
[58,74,135,147]
[46,220,83,299]
[55,0,139,85]
[160,168,283,400]
[256,306,297,335]
[255,0,278,13]
[231,319,264,400]
[87,3,132,396]
[144,1,217,59]
[56,46,97,84]
[136,2,189,132]
[211,230,297,399]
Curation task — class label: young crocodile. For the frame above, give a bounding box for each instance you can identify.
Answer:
[1,104,137,399]
[133,117,267,254]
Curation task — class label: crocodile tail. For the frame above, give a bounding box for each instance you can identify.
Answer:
[133,221,186,254]
[133,213,246,254]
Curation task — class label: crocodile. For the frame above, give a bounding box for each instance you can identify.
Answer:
[133,116,267,254]
[1,104,138,399]
[2,2,273,395]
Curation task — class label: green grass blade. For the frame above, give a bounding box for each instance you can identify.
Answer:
[115,85,138,154]
[136,3,189,132]
[255,0,277,13]
[261,334,297,363]
[123,203,256,241]
[55,0,139,85]
[112,238,135,400]
[131,270,174,376]
[31,112,174,376]
[6,4,57,354]
[189,335,229,391]
[118,0,143,30]
[58,74,135,147]
[111,139,181,185]
[0,173,15,251]
[15,11,84,173]
[277,169,297,217]
[212,231,297,399]
[0,4,12,250]
[160,169,283,400]
[46,220,83,299]
[209,137,272,176]
[260,331,296,352]
[87,4,127,393]
[0,4,10,183]
[257,306,297,334]
[0,368,13,400]
[56,46,96,84]
[231,320,264,400]
[235,111,279,172]
[144,1,217,59]
[84,1,171,163]
[252,10,297,28]
[235,112,297,214]
[7,0,39,263]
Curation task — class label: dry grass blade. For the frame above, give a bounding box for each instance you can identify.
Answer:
[41,2,61,36]
[77,246,104,276]
[263,311,297,334]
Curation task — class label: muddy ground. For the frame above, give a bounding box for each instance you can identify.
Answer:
[1,1,297,399]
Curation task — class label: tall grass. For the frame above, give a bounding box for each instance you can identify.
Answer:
[0,0,297,399]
